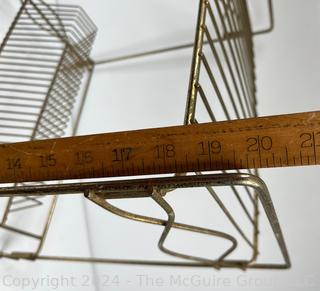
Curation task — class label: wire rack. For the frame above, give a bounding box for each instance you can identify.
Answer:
[0,0,290,270]
[0,0,96,260]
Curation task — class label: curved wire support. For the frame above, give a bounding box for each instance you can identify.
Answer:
[86,189,237,269]
[251,0,274,35]
[0,173,290,269]
[85,173,290,269]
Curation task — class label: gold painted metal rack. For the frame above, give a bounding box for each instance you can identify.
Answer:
[0,0,291,269]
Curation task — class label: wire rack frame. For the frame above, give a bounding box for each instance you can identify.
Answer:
[0,0,96,259]
[0,0,290,270]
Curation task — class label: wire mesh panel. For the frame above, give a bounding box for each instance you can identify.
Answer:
[185,0,256,125]
[0,0,96,258]
[182,0,288,268]
[0,0,96,142]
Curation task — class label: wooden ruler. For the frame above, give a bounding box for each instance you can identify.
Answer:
[1,111,319,184]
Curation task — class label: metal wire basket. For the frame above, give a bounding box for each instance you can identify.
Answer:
[0,0,290,270]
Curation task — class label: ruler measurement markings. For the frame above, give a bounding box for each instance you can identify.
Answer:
[185,154,189,171]
[257,135,262,168]
[0,111,319,183]
[141,159,145,173]
[207,141,212,169]
[111,165,115,177]
[100,161,105,176]
[152,161,156,174]
[312,132,317,164]
[272,152,275,167]
[285,147,289,165]
[174,159,178,172]
[233,150,236,169]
